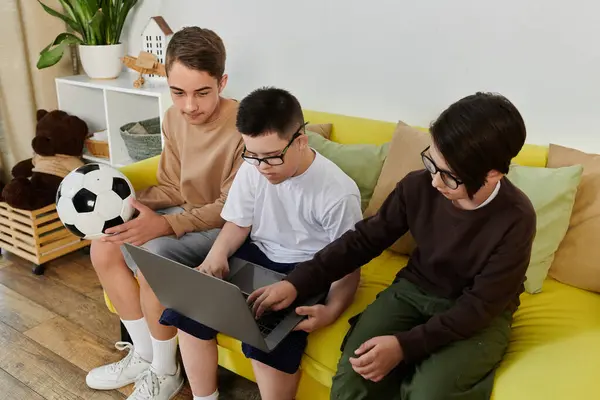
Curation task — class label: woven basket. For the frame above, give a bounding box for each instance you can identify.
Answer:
[119,117,162,161]
[85,138,109,158]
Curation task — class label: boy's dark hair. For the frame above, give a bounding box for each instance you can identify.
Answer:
[165,26,226,79]
[236,87,304,138]
[431,92,526,197]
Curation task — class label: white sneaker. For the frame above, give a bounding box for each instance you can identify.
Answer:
[127,364,184,400]
[86,342,151,390]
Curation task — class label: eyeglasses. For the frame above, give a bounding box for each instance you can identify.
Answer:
[241,122,308,167]
[421,146,463,190]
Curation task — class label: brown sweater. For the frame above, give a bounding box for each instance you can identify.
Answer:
[137,99,244,237]
[286,170,536,364]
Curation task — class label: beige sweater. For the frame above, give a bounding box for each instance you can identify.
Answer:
[137,99,244,237]
[32,154,84,177]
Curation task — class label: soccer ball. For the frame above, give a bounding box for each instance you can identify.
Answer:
[56,163,136,240]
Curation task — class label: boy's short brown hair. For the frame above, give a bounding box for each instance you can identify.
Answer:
[165,27,226,79]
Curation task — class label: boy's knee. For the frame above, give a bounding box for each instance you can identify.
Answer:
[160,309,218,340]
[90,240,125,272]
[406,366,462,400]
[250,359,271,374]
[331,359,372,400]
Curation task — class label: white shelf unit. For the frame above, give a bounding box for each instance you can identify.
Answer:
[55,73,173,168]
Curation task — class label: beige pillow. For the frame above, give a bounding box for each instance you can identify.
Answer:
[363,121,432,255]
[547,144,600,292]
[306,123,332,139]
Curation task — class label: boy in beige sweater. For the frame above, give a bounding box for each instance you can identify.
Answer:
[85,27,244,400]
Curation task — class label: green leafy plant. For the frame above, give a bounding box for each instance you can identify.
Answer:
[37,0,139,69]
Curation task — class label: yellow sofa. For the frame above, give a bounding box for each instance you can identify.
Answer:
[106,110,600,399]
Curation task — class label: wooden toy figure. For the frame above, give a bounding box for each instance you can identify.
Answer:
[121,51,167,88]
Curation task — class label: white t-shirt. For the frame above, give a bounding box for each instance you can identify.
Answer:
[475,181,501,209]
[221,151,363,264]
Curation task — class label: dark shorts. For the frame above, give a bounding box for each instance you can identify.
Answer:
[159,241,309,374]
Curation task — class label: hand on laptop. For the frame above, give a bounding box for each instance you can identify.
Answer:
[293,304,335,333]
[196,256,229,279]
[248,280,298,318]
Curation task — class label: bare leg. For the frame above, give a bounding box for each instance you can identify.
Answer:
[86,240,153,390]
[90,240,141,319]
[178,330,219,396]
[137,270,176,340]
[252,360,301,400]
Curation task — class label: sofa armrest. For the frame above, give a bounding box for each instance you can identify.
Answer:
[118,156,160,192]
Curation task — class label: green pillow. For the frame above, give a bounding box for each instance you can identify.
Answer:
[307,130,390,211]
[507,164,583,294]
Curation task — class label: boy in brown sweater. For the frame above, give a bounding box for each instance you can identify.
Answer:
[250,92,537,400]
[85,27,244,400]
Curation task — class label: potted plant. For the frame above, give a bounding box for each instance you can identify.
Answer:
[37,0,139,79]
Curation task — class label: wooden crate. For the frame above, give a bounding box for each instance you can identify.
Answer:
[0,202,90,274]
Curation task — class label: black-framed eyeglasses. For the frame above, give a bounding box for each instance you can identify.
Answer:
[421,146,463,190]
[241,122,309,167]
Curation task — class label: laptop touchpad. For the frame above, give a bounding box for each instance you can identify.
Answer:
[228,263,281,295]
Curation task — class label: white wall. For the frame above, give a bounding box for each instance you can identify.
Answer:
[126,0,600,153]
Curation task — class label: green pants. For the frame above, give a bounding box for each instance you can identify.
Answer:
[331,278,513,400]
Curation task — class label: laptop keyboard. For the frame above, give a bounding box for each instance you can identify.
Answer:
[245,295,292,337]
[255,308,289,336]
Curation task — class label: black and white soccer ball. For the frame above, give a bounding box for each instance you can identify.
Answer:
[56,163,136,240]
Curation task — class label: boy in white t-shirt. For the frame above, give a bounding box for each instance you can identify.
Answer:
[159,87,363,400]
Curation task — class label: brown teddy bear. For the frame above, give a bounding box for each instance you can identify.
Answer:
[1,109,87,210]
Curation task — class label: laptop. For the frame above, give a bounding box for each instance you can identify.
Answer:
[123,243,326,353]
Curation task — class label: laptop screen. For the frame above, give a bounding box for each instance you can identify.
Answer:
[228,262,282,296]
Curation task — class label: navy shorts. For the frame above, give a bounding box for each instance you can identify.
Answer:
[159,241,309,374]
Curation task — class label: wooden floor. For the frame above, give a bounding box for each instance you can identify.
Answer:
[0,249,260,400]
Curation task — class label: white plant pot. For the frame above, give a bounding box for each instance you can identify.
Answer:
[78,43,125,79]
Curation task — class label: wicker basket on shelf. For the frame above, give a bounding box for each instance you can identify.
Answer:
[84,138,109,159]
[119,117,162,162]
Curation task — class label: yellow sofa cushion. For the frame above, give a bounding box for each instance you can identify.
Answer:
[119,155,160,191]
[493,278,600,399]
[303,110,398,145]
[303,109,549,169]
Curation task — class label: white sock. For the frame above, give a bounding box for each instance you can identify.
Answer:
[150,335,178,376]
[121,318,153,362]
[194,391,219,400]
